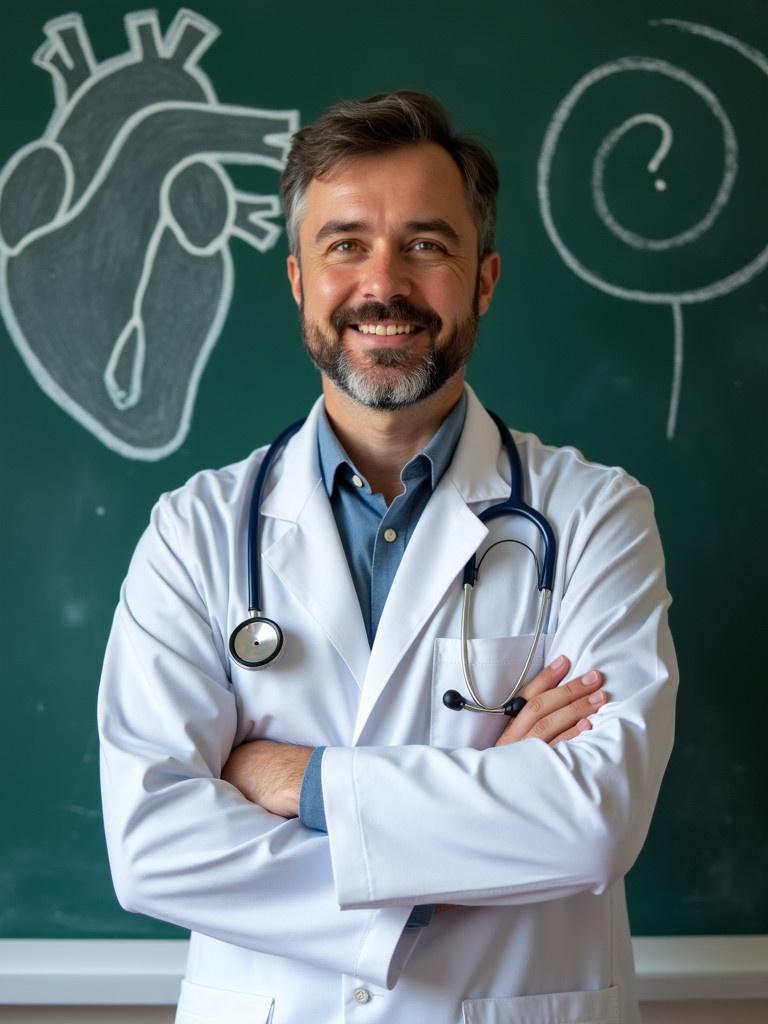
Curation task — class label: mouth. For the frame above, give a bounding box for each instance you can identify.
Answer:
[349,321,425,337]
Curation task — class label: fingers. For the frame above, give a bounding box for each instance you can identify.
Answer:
[494,656,571,747]
[520,672,605,745]
[531,670,605,718]
[496,665,605,747]
[518,654,572,700]
[549,717,593,746]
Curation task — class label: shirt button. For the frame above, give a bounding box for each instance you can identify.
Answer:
[351,474,364,488]
[353,987,371,1005]
[383,528,397,543]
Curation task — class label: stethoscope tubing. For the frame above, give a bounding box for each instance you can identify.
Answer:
[453,411,556,714]
[232,409,557,706]
[229,418,304,670]
[459,583,552,713]
[246,418,305,615]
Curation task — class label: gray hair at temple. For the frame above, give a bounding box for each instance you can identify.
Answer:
[280,90,499,259]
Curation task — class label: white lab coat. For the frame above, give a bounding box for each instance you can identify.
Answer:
[98,386,677,1024]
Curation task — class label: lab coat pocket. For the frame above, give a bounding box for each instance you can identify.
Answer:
[431,635,549,750]
[175,979,274,1024]
[462,985,620,1023]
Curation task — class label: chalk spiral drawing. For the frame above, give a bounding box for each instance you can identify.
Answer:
[538,20,768,439]
[0,9,299,460]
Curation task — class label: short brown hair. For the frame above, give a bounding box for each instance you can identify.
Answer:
[281,90,499,257]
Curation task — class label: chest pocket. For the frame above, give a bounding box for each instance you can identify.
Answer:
[430,635,549,750]
[175,980,274,1024]
[462,985,620,1023]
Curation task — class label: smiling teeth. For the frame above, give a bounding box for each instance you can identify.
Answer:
[358,324,416,335]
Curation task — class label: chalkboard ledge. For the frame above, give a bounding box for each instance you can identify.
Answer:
[0,937,766,1004]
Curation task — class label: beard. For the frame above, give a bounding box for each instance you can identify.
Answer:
[300,294,480,411]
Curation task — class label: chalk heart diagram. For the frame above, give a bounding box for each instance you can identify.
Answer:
[539,20,768,439]
[0,9,298,460]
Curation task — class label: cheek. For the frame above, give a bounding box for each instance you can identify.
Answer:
[312,267,356,308]
[423,258,474,292]
[422,272,473,319]
[302,271,356,329]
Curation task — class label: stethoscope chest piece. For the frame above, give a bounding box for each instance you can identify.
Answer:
[229,615,284,669]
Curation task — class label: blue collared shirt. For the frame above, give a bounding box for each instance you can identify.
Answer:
[316,392,467,645]
[298,393,468,928]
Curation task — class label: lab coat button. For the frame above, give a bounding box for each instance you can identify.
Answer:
[383,528,397,543]
[353,987,371,1004]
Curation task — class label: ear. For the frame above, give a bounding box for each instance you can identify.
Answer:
[286,254,302,306]
[477,251,501,317]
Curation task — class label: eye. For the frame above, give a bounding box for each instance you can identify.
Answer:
[329,239,361,254]
[410,239,445,254]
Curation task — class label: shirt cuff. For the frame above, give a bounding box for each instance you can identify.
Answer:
[404,903,435,928]
[299,746,327,832]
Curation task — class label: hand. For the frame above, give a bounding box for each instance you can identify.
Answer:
[495,655,605,748]
[221,739,312,818]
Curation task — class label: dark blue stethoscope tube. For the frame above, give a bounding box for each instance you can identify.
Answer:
[463,410,556,592]
[246,418,305,614]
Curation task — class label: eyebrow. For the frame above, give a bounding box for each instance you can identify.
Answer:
[404,219,460,244]
[313,218,461,245]
[314,220,367,244]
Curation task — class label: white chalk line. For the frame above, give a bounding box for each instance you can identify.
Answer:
[667,302,684,440]
[538,23,768,440]
[591,109,736,252]
[1,9,300,459]
[538,56,743,304]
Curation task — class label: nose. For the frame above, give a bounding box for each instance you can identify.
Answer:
[360,245,412,304]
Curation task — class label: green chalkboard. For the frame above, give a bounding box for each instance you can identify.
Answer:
[2,0,766,940]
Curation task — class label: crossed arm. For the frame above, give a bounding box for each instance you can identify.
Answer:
[221,656,606,818]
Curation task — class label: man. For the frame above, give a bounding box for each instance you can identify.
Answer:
[98,92,677,1024]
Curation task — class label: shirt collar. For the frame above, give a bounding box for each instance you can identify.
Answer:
[317,390,468,497]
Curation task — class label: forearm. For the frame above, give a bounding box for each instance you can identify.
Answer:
[221,738,313,817]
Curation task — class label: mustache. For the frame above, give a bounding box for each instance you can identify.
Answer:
[330,301,442,335]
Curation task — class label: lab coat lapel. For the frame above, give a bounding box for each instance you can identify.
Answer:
[261,398,370,691]
[353,388,511,739]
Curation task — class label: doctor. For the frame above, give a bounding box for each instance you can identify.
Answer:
[98,91,677,1024]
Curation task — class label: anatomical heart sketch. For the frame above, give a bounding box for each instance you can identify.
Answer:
[0,9,298,460]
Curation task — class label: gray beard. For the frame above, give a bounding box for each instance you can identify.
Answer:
[301,315,479,411]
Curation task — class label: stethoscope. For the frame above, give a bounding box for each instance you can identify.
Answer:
[229,411,556,717]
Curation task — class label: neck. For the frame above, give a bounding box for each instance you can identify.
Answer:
[322,374,465,504]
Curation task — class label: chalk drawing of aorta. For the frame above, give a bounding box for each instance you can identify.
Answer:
[0,10,298,460]
[538,20,768,439]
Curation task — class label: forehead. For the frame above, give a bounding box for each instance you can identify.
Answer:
[301,143,476,237]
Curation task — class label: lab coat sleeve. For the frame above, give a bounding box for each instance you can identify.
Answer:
[98,492,417,988]
[321,473,678,909]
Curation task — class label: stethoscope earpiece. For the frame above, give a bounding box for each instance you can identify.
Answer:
[503,696,527,718]
[229,615,284,669]
[443,689,529,717]
[442,690,467,711]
